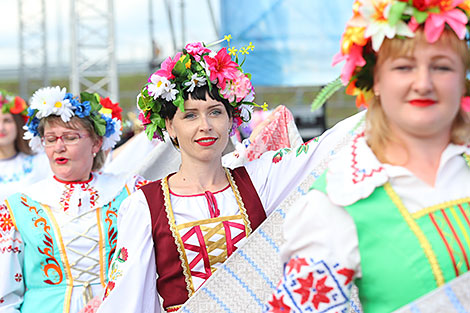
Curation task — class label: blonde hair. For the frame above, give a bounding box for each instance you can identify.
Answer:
[367,28,470,162]
[38,116,106,171]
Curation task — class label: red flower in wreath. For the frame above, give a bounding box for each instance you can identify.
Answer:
[100,97,122,121]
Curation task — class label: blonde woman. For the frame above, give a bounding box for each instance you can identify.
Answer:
[266,1,470,312]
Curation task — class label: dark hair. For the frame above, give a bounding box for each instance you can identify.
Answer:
[37,116,106,171]
[160,84,234,121]
[13,114,33,155]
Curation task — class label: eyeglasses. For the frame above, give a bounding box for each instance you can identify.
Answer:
[41,133,89,147]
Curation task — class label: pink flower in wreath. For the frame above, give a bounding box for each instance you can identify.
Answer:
[185,42,211,62]
[220,71,253,103]
[408,0,468,43]
[203,48,239,89]
[332,44,366,85]
[154,52,182,80]
[138,110,151,125]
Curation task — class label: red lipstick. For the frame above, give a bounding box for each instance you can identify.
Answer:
[196,137,217,146]
[55,157,68,165]
[409,99,436,107]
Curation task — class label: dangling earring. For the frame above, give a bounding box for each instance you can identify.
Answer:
[170,136,179,149]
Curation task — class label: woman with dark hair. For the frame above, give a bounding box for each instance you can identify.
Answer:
[0,89,51,201]
[96,39,354,313]
[0,87,146,313]
[265,1,470,312]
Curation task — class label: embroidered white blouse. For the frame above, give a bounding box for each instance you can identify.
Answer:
[0,152,51,202]
[0,172,145,313]
[265,134,470,313]
[97,111,367,313]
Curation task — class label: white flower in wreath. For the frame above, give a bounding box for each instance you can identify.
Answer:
[161,81,179,102]
[23,130,44,152]
[184,73,207,92]
[30,86,68,119]
[360,0,414,51]
[200,60,217,85]
[147,74,170,100]
[101,118,122,151]
[52,99,74,122]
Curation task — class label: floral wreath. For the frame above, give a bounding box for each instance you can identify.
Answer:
[137,35,267,141]
[312,0,470,110]
[24,86,122,152]
[0,89,28,120]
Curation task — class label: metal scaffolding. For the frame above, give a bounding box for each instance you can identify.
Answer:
[70,0,118,102]
[18,0,49,99]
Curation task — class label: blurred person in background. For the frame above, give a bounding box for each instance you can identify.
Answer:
[0,89,51,201]
[265,1,470,312]
[0,86,146,313]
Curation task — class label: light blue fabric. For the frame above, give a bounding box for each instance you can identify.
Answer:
[220,0,355,86]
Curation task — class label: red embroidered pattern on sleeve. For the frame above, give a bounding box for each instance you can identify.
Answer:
[0,204,22,254]
[135,179,151,190]
[0,204,14,235]
[265,256,355,313]
[103,247,128,300]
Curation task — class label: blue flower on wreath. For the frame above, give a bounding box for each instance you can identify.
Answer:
[27,117,40,136]
[64,92,75,101]
[102,114,116,137]
[27,107,35,117]
[73,100,91,118]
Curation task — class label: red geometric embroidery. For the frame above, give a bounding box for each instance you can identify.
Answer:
[337,267,354,285]
[267,295,291,313]
[286,257,309,274]
[350,132,384,184]
[136,179,151,190]
[60,184,74,211]
[266,258,355,313]
[312,276,334,309]
[59,183,99,211]
[294,272,314,304]
[14,273,22,282]
[0,204,14,235]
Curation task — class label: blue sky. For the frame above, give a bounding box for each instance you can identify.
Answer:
[0,0,221,68]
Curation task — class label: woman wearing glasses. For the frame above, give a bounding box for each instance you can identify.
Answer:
[0,87,146,313]
[0,89,51,201]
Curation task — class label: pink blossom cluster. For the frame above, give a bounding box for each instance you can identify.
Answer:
[185,42,211,62]
[220,70,254,103]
